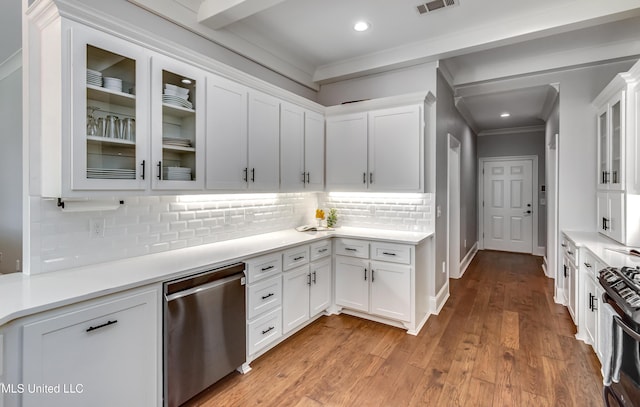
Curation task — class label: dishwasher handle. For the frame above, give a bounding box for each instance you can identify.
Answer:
[165,273,244,302]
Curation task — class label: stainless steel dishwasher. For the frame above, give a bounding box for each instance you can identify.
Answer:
[164,262,246,407]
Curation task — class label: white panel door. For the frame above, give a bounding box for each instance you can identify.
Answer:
[325,113,368,191]
[304,111,325,191]
[334,256,369,312]
[280,102,305,191]
[282,265,310,334]
[248,91,280,190]
[205,75,248,190]
[368,105,421,191]
[483,159,533,253]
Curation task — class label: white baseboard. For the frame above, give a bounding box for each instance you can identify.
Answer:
[430,281,450,315]
[456,242,478,279]
[533,246,545,256]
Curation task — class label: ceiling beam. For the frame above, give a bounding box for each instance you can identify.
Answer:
[198,0,287,29]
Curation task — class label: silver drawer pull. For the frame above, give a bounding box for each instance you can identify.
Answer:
[261,293,274,300]
[262,326,274,335]
[86,319,118,333]
[345,248,357,252]
[293,256,305,261]
[318,248,328,253]
[382,252,396,256]
[261,265,275,271]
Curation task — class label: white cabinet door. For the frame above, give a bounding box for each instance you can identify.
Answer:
[595,283,605,362]
[597,191,609,235]
[150,54,205,190]
[597,105,609,190]
[370,261,411,322]
[609,94,625,190]
[368,105,421,192]
[22,288,159,407]
[583,272,598,346]
[282,265,310,334]
[335,256,369,312]
[608,191,625,243]
[304,111,325,191]
[280,102,305,191]
[326,113,368,191]
[206,75,248,190]
[567,259,577,323]
[310,258,332,317]
[248,91,280,191]
[69,24,150,193]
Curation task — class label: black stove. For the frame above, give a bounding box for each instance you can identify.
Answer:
[599,266,640,323]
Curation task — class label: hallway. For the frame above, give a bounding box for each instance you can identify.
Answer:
[188,250,603,406]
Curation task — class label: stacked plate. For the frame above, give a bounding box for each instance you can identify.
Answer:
[87,168,136,179]
[163,83,193,109]
[103,77,123,92]
[87,69,102,87]
[163,166,192,181]
[162,136,192,148]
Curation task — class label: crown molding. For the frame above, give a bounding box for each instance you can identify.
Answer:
[539,84,559,121]
[324,91,431,116]
[478,125,545,137]
[453,97,480,135]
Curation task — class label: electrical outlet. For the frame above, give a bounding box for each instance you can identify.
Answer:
[464,239,467,248]
[442,261,446,274]
[90,218,106,238]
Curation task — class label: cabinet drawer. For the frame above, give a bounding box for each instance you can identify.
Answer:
[248,307,282,356]
[283,245,309,270]
[561,236,577,265]
[370,242,411,265]
[310,240,332,261]
[247,275,282,320]
[581,249,603,277]
[334,239,369,259]
[246,253,282,284]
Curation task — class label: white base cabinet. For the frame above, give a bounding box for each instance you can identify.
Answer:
[21,287,160,407]
[334,239,417,331]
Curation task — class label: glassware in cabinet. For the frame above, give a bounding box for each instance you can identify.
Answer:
[71,25,149,192]
[151,56,205,190]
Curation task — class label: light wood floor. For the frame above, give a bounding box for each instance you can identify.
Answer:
[187,250,603,406]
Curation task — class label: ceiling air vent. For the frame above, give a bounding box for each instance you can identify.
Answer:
[417,0,459,15]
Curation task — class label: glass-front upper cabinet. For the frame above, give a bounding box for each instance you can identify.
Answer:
[150,54,205,190]
[596,91,625,191]
[71,25,150,191]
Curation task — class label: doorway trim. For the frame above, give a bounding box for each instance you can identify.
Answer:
[478,155,539,254]
[447,134,461,278]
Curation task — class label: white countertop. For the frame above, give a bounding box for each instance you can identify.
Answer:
[0,227,432,327]
[563,230,640,268]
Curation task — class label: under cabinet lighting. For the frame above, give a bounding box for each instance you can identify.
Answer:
[500,112,511,118]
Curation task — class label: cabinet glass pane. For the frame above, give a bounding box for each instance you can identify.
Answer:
[86,45,137,180]
[611,101,621,185]
[161,70,197,182]
[599,111,608,184]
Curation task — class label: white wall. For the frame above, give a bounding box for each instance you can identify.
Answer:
[435,70,478,294]
[545,97,560,277]
[0,63,22,274]
[477,131,546,248]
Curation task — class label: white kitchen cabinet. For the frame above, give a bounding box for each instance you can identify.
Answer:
[368,105,422,192]
[151,54,206,190]
[282,265,311,334]
[248,91,280,191]
[559,234,578,323]
[335,239,413,325]
[247,307,282,357]
[247,275,282,320]
[309,257,332,317]
[325,113,369,191]
[596,92,624,191]
[592,60,640,246]
[335,256,369,312]
[369,261,411,322]
[21,287,160,407]
[280,104,326,191]
[304,111,326,191]
[205,75,249,190]
[597,191,625,243]
[582,270,599,347]
[326,104,423,192]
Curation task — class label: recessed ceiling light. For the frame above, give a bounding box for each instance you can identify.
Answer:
[353,21,370,32]
[181,78,192,85]
[500,112,511,118]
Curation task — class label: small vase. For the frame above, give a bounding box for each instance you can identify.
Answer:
[316,218,323,228]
